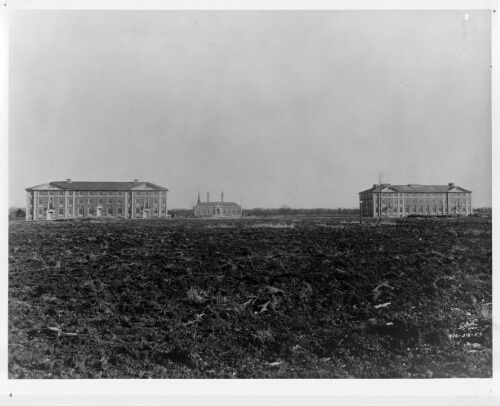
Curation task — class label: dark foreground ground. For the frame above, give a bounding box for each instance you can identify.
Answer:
[8,217,492,378]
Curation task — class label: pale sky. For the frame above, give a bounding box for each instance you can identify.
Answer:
[8,10,492,209]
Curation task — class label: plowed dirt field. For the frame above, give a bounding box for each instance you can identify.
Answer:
[8,217,492,378]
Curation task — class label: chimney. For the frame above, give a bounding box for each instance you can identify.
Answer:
[373,184,378,188]
[448,182,455,187]
[207,191,210,203]
[134,179,139,183]
[221,191,224,202]
[197,192,200,205]
[66,179,71,183]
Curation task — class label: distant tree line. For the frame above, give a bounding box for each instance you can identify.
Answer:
[169,207,360,218]
[169,209,195,218]
[9,207,26,220]
[244,207,360,217]
[473,207,492,214]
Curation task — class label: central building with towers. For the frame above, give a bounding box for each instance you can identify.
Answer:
[193,191,242,218]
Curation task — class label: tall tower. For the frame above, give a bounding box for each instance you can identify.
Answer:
[221,191,224,202]
[197,192,200,205]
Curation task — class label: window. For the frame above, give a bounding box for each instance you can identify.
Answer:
[89,191,93,196]
[154,207,158,214]
[59,198,64,204]
[38,208,43,215]
[59,191,64,196]
[38,198,43,205]
[154,191,158,196]
[69,198,73,204]
[117,207,122,215]
[107,199,112,204]
[117,199,122,205]
[135,207,140,214]
[78,207,83,216]
[127,208,131,214]
[79,191,83,196]
[98,191,103,196]
[107,206,112,215]
[98,199,103,204]
[135,198,139,204]
[118,191,123,196]
[59,208,64,215]
[161,207,166,214]
[154,198,158,204]
[88,198,93,204]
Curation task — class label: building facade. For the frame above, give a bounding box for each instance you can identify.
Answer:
[193,191,242,218]
[359,183,472,218]
[25,179,169,220]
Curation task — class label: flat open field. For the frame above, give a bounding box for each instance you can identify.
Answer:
[8,217,492,378]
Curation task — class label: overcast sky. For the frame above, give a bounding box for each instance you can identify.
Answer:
[8,10,492,209]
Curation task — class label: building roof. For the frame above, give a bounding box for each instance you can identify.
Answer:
[195,202,241,208]
[359,184,472,194]
[26,181,168,191]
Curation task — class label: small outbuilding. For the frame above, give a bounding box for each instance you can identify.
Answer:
[193,191,241,218]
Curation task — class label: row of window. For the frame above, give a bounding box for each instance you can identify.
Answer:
[196,208,240,214]
[375,205,467,214]
[367,192,468,198]
[373,199,468,205]
[36,206,166,216]
[34,190,166,196]
[35,198,163,205]
[375,194,470,200]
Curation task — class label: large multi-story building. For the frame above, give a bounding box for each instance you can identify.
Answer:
[25,179,169,220]
[193,191,242,218]
[359,183,472,218]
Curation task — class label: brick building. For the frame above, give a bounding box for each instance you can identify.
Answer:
[25,179,168,220]
[193,191,242,218]
[359,183,472,218]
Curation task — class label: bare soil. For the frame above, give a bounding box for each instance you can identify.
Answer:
[8,217,492,378]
